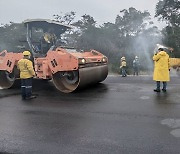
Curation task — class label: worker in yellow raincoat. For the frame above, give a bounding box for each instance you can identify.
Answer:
[153,48,170,92]
[17,51,36,100]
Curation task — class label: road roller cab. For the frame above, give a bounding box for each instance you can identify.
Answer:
[0,19,108,92]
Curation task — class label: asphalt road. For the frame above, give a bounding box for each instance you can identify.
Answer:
[0,75,180,154]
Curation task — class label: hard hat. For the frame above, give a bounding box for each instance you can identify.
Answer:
[158,48,164,51]
[121,56,125,60]
[135,56,138,59]
[23,51,31,56]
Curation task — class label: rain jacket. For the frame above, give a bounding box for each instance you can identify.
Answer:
[17,58,35,79]
[153,51,170,81]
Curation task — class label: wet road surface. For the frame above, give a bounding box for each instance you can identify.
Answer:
[0,75,180,154]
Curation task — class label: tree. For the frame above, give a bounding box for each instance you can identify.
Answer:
[113,8,161,71]
[115,7,152,36]
[69,14,97,49]
[155,0,180,26]
[53,11,76,25]
[73,14,96,30]
[155,0,180,56]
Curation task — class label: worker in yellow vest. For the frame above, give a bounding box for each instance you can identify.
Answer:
[17,51,36,100]
[120,56,127,77]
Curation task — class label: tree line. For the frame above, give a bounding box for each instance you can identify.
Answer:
[0,0,179,73]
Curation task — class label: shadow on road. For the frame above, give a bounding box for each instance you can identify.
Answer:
[0,79,109,99]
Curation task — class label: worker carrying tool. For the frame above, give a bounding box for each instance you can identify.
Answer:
[153,48,170,92]
[17,51,36,100]
[120,56,127,77]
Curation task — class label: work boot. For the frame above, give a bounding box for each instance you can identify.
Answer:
[22,97,26,100]
[154,89,160,92]
[32,93,39,96]
[25,95,37,100]
[22,95,26,100]
[162,89,167,92]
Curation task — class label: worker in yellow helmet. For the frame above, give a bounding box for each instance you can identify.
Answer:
[120,56,127,77]
[17,51,36,100]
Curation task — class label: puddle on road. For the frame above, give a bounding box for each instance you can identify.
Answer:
[170,129,180,137]
[109,88,117,91]
[176,94,180,98]
[140,96,150,100]
[161,119,180,138]
[161,119,180,128]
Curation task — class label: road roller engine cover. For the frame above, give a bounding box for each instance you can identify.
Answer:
[0,19,108,93]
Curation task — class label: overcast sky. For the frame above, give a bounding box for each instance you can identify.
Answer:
[0,0,165,27]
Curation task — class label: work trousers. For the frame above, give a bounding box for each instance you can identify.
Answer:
[133,67,139,76]
[156,81,167,90]
[21,78,33,99]
[121,67,127,77]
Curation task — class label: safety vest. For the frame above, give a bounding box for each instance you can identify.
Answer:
[121,61,126,67]
[17,59,35,79]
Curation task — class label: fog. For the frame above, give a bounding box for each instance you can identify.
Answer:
[0,0,168,74]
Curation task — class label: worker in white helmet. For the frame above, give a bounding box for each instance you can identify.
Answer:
[120,56,127,77]
[17,51,36,100]
[133,56,140,76]
[153,48,170,92]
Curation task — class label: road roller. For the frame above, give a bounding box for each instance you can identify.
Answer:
[0,19,108,93]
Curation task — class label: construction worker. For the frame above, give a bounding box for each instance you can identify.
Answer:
[43,32,56,45]
[133,56,140,76]
[120,56,127,77]
[41,30,57,54]
[153,48,170,92]
[17,51,36,100]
